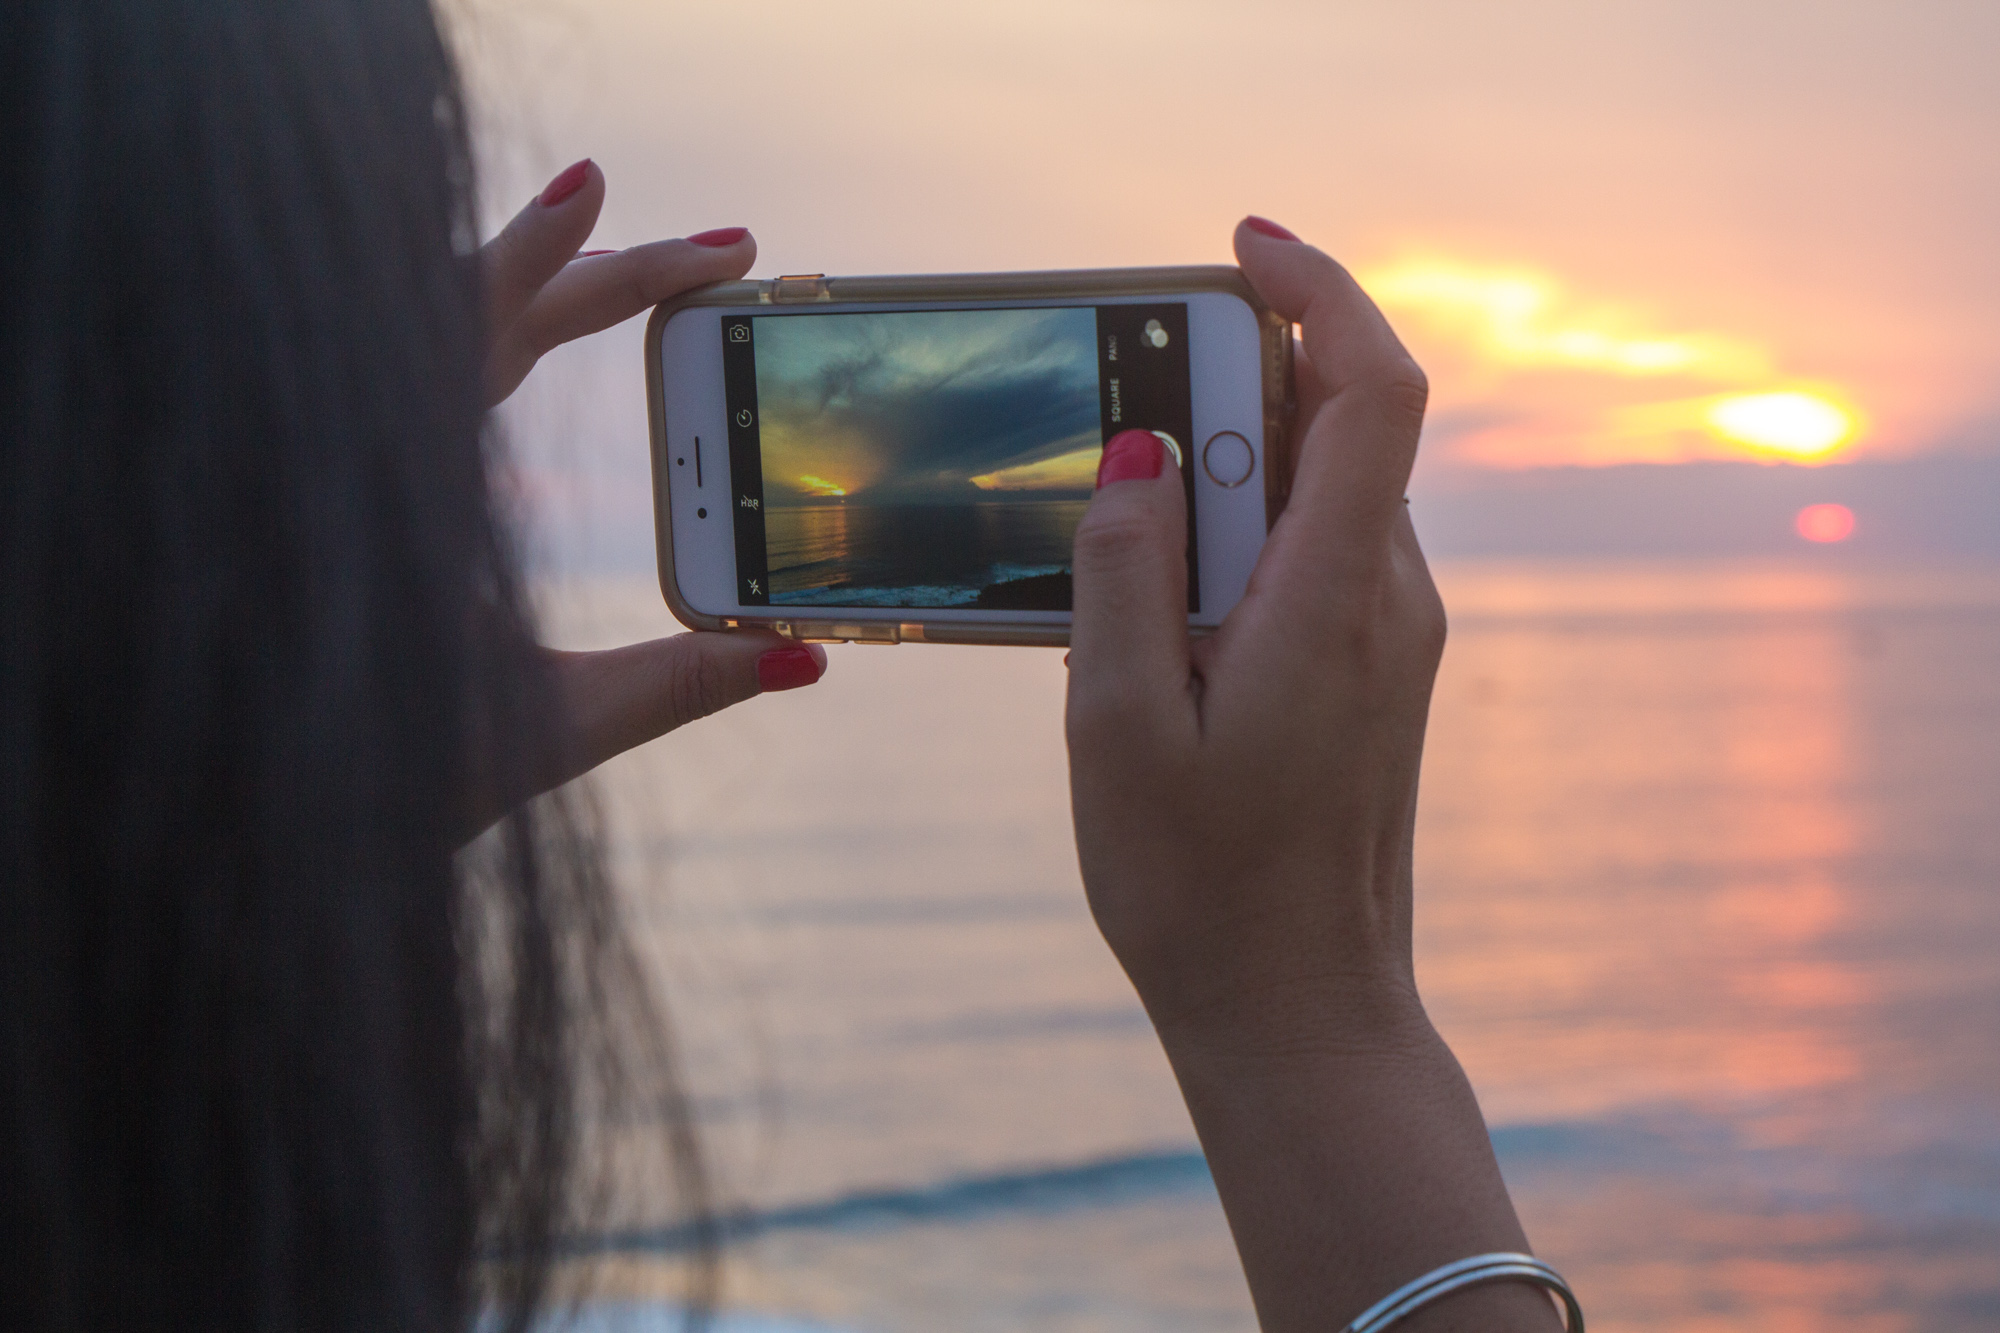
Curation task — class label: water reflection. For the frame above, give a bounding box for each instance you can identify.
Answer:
[537,559,2000,1332]
[765,500,1086,607]
[1420,566,1874,1116]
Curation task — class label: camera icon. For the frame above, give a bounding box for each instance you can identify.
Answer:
[735,409,753,428]
[728,324,750,343]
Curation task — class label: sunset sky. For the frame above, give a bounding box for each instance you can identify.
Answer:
[485,14,2000,1324]
[751,307,1102,504]
[472,0,1996,563]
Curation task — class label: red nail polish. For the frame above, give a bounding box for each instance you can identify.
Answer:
[1096,429,1165,488]
[688,226,749,248]
[1243,215,1299,242]
[537,159,591,207]
[757,645,823,692]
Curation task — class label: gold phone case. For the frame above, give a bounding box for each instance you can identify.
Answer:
[643,265,1293,647]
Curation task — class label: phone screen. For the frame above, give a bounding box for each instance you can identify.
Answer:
[719,304,1197,612]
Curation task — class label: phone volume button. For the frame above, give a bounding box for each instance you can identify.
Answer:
[831,622,899,644]
[772,274,830,303]
[779,620,899,644]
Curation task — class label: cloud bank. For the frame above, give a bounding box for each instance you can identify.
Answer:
[752,307,1101,504]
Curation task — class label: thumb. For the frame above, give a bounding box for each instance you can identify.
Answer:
[647,629,830,731]
[555,630,828,778]
[1067,430,1193,737]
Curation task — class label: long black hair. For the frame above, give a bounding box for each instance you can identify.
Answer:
[0,0,707,1327]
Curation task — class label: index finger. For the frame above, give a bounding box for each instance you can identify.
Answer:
[512,231,758,357]
[1232,220,1428,562]
[481,159,606,338]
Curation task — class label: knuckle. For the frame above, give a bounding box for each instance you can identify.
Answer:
[622,260,663,313]
[668,647,736,725]
[1414,594,1448,667]
[481,223,529,286]
[1375,356,1430,424]
[1071,510,1171,575]
[478,223,515,270]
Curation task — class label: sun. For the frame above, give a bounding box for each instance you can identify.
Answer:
[1795,503,1855,544]
[796,473,847,497]
[1706,392,1856,460]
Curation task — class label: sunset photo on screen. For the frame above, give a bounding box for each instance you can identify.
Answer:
[750,306,1103,610]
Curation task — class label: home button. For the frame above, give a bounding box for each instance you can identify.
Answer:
[1202,431,1254,488]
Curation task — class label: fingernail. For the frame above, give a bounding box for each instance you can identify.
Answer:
[688,226,749,248]
[757,644,824,692]
[537,158,591,207]
[1243,215,1299,242]
[577,248,616,257]
[1096,429,1164,488]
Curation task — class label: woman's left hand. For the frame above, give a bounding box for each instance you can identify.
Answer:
[475,159,827,816]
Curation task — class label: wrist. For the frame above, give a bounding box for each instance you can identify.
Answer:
[1150,981,1545,1333]
[1137,951,1432,1070]
[1151,972,1441,1103]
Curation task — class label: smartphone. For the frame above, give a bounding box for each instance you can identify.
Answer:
[645,266,1292,646]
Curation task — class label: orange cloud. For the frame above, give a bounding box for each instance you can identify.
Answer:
[1363,259,1772,381]
[1359,259,1865,468]
[969,445,1100,492]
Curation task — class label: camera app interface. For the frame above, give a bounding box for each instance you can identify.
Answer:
[720,303,1197,611]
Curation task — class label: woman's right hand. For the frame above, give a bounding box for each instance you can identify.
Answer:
[1064,219,1561,1332]
[1067,217,1443,1040]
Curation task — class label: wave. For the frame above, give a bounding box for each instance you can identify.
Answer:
[881,1004,1155,1045]
[769,562,1072,610]
[497,1306,850,1333]
[771,583,984,608]
[551,1104,2000,1259]
[568,1149,1214,1257]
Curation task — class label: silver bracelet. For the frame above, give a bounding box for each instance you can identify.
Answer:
[1344,1252,1583,1333]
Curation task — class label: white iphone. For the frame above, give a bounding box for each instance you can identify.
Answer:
[644,266,1292,646]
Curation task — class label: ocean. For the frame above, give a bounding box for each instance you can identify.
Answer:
[765,499,1088,609]
[534,558,2000,1332]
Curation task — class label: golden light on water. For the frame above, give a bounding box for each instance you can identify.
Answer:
[1706,392,1858,460]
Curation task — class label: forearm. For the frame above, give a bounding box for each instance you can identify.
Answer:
[1158,984,1560,1333]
